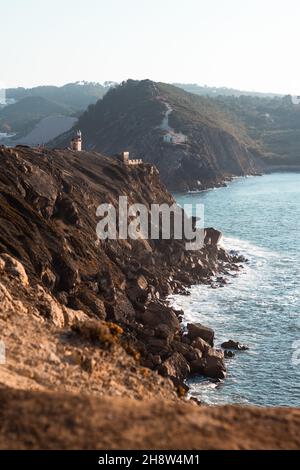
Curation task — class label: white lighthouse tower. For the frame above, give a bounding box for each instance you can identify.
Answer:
[70,130,82,151]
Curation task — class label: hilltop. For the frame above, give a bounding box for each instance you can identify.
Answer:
[52,80,263,191]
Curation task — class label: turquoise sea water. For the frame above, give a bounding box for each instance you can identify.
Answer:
[171,173,300,406]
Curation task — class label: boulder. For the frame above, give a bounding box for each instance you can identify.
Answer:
[63,307,90,327]
[55,196,80,226]
[107,292,135,323]
[155,324,172,340]
[191,337,211,354]
[140,302,180,343]
[221,340,249,351]
[158,352,190,382]
[41,267,56,290]
[77,290,107,320]
[54,256,80,292]
[190,348,226,380]
[204,227,223,246]
[36,286,65,328]
[187,323,214,346]
[224,350,235,358]
[146,337,171,358]
[0,254,29,288]
[171,340,202,363]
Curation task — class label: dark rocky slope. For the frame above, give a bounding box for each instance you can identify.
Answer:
[1,146,299,450]
[0,145,245,389]
[52,80,263,191]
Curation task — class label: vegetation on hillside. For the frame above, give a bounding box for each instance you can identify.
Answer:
[214,95,300,165]
[0,82,111,139]
[0,96,74,136]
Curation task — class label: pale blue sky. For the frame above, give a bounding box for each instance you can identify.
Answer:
[1,0,300,93]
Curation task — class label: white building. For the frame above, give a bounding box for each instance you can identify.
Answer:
[163,132,187,145]
[70,130,82,151]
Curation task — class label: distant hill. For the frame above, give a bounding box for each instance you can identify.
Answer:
[0,96,74,136]
[174,83,283,99]
[174,85,300,167]
[5,82,109,111]
[212,94,300,166]
[52,80,263,191]
[0,82,112,144]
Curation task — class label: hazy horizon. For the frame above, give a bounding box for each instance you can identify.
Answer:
[2,0,300,95]
[0,78,287,96]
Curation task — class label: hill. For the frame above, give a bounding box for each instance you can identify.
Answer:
[0,82,112,144]
[4,81,109,111]
[0,96,74,137]
[52,80,263,191]
[175,83,282,99]
[213,94,300,167]
[174,85,300,168]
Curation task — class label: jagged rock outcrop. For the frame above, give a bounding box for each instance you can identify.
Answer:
[0,145,246,389]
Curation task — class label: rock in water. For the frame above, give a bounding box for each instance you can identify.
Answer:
[191,348,226,380]
[221,340,249,351]
[187,323,215,346]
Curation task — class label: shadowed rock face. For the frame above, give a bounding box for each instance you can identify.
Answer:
[0,145,246,388]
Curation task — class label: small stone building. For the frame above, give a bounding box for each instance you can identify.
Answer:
[119,151,142,165]
[70,130,82,151]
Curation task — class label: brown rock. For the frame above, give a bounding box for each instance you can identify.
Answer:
[187,323,214,346]
[224,350,235,358]
[158,352,190,382]
[136,275,148,291]
[171,340,202,363]
[0,254,29,288]
[191,337,211,354]
[204,227,223,246]
[155,324,172,340]
[191,348,226,380]
[140,302,180,343]
[221,340,249,351]
[146,337,171,358]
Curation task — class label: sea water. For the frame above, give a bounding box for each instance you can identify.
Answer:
[171,173,300,406]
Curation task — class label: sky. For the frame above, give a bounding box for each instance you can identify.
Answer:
[1,0,300,94]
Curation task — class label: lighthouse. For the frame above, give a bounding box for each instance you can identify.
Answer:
[70,130,82,151]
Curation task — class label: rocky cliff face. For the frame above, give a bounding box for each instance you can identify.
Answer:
[0,145,298,450]
[0,145,245,391]
[52,80,263,191]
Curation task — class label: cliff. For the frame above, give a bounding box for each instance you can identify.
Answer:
[0,145,298,449]
[52,80,263,191]
[0,145,244,390]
